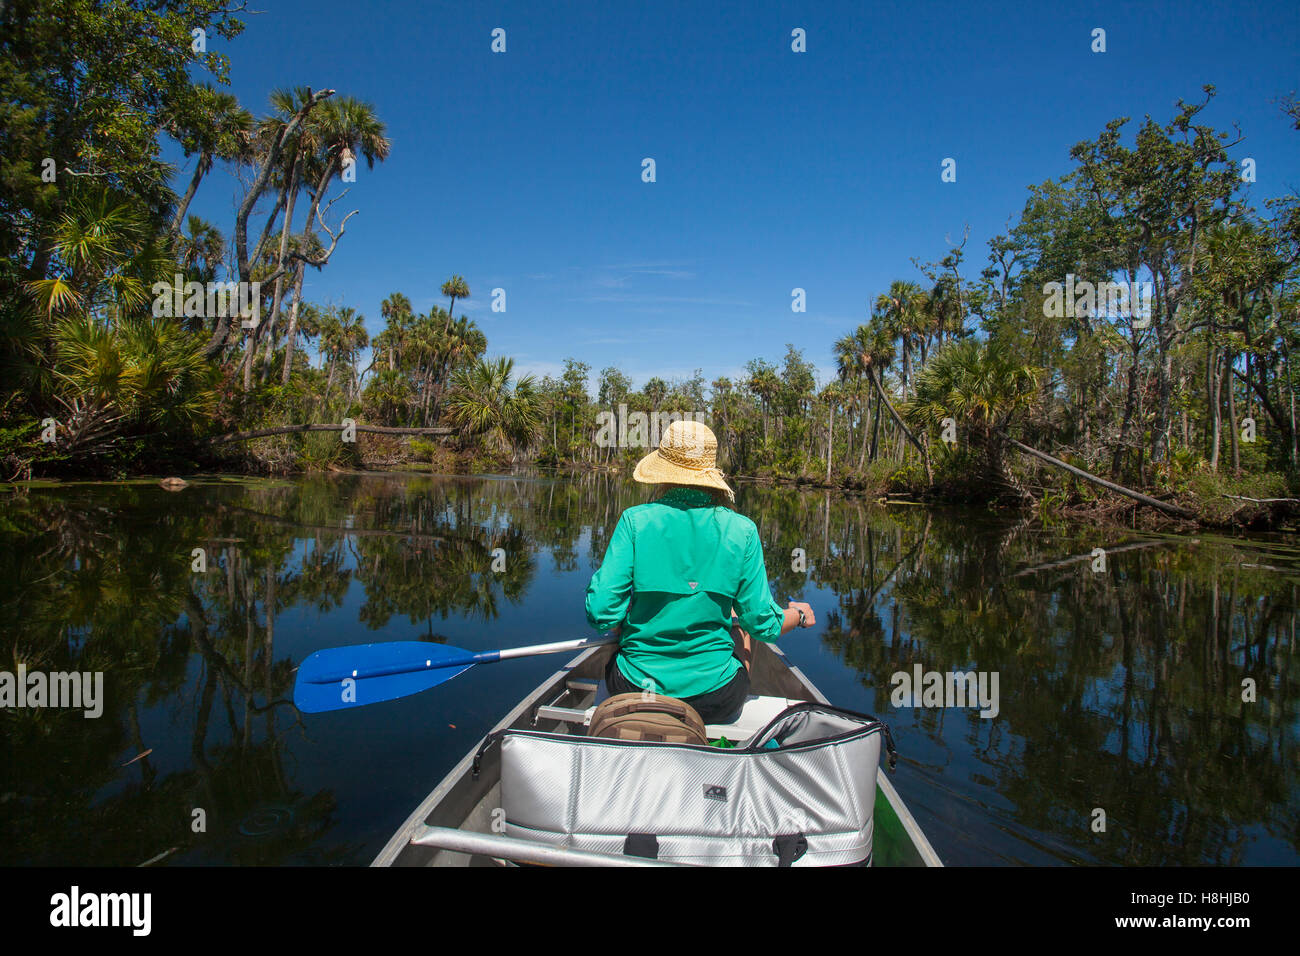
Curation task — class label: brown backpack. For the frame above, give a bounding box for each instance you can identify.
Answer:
[587,692,709,745]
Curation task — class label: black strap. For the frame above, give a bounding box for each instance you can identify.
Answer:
[772,833,808,867]
[623,833,659,859]
[471,730,504,780]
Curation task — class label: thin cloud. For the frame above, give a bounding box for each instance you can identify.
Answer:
[586,261,697,290]
[573,293,753,307]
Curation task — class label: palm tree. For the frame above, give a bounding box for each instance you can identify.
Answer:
[278,97,390,385]
[710,376,736,465]
[254,88,320,384]
[744,363,779,446]
[905,337,1041,494]
[430,315,486,423]
[926,275,965,349]
[834,319,899,465]
[874,280,927,398]
[26,184,175,328]
[177,216,225,284]
[378,292,414,370]
[167,85,254,238]
[1200,220,1277,474]
[643,376,668,410]
[406,314,442,423]
[311,96,392,187]
[44,313,218,456]
[441,276,470,336]
[364,367,412,425]
[317,305,369,405]
[819,380,845,481]
[283,301,323,382]
[445,357,541,457]
[336,307,370,405]
[834,379,863,466]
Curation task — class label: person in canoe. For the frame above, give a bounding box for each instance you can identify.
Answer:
[585,419,817,723]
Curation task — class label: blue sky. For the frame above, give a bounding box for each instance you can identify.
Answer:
[175,0,1300,393]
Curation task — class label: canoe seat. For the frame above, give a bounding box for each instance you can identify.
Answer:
[703,695,804,742]
[534,695,803,744]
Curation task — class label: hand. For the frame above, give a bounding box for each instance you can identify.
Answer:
[788,601,815,628]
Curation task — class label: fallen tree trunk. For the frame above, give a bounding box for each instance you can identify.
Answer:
[210,424,453,445]
[1008,439,1195,519]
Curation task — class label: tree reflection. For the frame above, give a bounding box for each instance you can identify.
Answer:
[1,474,1296,865]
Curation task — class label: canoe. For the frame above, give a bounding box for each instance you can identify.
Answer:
[372,639,942,867]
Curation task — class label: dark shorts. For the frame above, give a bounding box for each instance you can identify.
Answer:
[603,654,750,725]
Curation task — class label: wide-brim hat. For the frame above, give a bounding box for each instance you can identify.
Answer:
[633,419,734,502]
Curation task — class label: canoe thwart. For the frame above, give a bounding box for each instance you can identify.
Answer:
[534,704,590,725]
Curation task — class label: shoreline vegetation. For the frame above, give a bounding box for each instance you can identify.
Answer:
[2,4,1299,533]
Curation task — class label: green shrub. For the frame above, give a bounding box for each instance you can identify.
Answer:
[1187,468,1291,523]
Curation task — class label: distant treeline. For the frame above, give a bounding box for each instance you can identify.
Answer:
[2,2,1298,526]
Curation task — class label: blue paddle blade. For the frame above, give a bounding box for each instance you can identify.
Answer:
[293,641,478,714]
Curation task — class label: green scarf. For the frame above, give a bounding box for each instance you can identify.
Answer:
[657,486,715,508]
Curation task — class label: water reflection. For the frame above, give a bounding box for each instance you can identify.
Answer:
[0,473,1296,865]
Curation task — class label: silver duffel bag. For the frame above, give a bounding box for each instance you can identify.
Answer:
[487,702,896,866]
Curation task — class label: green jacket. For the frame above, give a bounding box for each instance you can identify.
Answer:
[585,490,786,699]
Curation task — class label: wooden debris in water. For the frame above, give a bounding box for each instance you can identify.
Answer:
[121,749,153,767]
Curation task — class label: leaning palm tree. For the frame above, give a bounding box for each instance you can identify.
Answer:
[253,87,321,383]
[445,357,541,457]
[277,96,391,385]
[167,85,255,238]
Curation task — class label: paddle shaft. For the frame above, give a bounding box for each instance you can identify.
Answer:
[309,635,618,684]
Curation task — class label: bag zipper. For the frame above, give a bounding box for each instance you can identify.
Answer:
[741,701,893,757]
[492,702,895,763]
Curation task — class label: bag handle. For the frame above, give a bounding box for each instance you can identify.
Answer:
[772,833,808,867]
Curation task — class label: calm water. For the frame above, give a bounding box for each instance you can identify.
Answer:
[1,471,1297,866]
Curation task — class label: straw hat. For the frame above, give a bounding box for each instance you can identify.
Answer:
[633,419,734,502]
